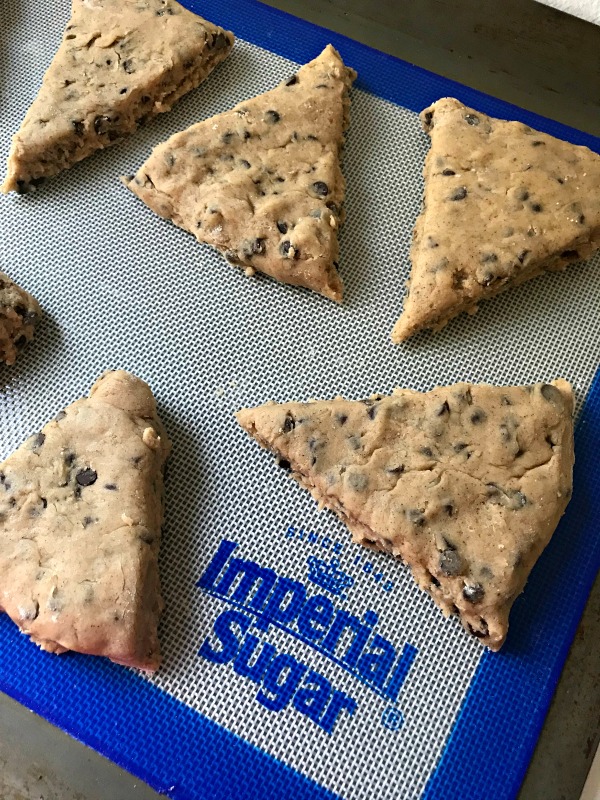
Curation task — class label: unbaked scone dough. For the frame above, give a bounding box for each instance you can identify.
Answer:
[392,97,600,341]
[0,273,40,365]
[0,370,171,670]
[2,0,233,193]
[123,45,356,301]
[236,380,574,650]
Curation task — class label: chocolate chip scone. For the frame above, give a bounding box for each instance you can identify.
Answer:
[391,98,600,342]
[1,0,234,194]
[0,273,40,365]
[236,380,574,650]
[0,370,171,670]
[123,45,356,301]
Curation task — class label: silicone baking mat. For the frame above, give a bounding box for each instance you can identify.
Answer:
[1,2,599,799]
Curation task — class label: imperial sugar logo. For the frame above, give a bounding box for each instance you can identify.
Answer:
[196,540,418,735]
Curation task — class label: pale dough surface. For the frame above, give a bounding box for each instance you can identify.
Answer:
[0,370,171,670]
[392,97,600,341]
[2,0,234,193]
[237,380,575,650]
[123,45,356,301]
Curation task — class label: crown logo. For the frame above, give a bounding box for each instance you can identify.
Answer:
[306,555,354,599]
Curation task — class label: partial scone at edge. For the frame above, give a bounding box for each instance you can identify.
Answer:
[0,370,171,670]
[2,0,234,193]
[236,380,575,650]
[392,97,600,342]
[0,273,40,365]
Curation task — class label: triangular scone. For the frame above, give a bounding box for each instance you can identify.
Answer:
[236,380,574,650]
[0,273,40,365]
[123,45,356,301]
[0,370,171,670]
[391,98,600,341]
[1,1,233,194]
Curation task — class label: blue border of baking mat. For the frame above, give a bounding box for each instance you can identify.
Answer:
[1,1,599,798]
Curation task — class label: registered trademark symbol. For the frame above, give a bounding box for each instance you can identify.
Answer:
[381,706,404,731]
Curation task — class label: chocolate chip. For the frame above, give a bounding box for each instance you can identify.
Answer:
[104,483,118,491]
[470,409,487,425]
[141,95,151,104]
[94,115,112,135]
[265,110,280,124]
[467,619,489,638]
[420,446,434,458]
[31,433,45,450]
[442,168,455,176]
[463,583,485,604]
[499,424,511,443]
[453,442,467,453]
[481,253,498,263]
[336,413,348,426]
[122,59,135,74]
[221,131,235,144]
[76,468,97,487]
[243,238,266,258]
[280,240,298,258]
[164,153,175,168]
[450,187,467,201]
[423,110,434,129]
[530,202,543,213]
[367,405,378,420]
[277,220,288,234]
[486,483,528,509]
[436,401,450,416]
[282,412,295,433]
[429,573,441,588]
[119,87,127,94]
[64,452,75,466]
[285,74,298,86]
[83,516,96,528]
[516,188,530,201]
[277,457,291,472]
[540,383,562,404]
[531,140,544,146]
[560,250,579,260]
[440,549,463,576]
[72,120,84,136]
[464,113,479,125]
[443,503,455,516]
[517,249,530,264]
[387,464,405,475]
[348,473,368,492]
[212,32,230,50]
[347,435,361,451]
[311,181,329,197]
[406,508,425,526]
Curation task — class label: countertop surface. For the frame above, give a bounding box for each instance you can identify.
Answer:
[0,1,599,799]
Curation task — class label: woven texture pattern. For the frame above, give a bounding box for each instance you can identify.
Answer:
[1,3,599,799]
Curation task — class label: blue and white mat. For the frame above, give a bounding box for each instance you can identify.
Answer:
[0,1,599,798]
